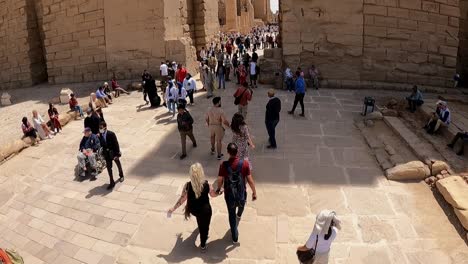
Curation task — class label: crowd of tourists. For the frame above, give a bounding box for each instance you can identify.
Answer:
[17,24,344,263]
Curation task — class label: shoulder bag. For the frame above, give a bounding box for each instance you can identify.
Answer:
[296,235,318,263]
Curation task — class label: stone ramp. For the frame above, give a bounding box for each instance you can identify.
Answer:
[383,116,444,163]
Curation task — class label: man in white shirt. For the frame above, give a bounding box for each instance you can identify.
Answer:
[183,73,197,105]
[166,81,178,116]
[160,62,169,106]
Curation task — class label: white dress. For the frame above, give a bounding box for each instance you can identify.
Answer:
[33,114,46,139]
[304,227,338,264]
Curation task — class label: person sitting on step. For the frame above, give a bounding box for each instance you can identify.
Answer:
[424,100,451,134]
[447,131,468,156]
[406,85,424,113]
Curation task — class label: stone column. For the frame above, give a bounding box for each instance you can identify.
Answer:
[225,0,239,31]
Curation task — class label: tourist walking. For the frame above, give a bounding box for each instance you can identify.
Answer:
[216,61,226,89]
[206,97,230,160]
[176,64,188,86]
[166,81,177,115]
[183,74,197,105]
[265,89,281,149]
[205,66,216,98]
[99,122,124,190]
[309,65,320,90]
[233,82,252,119]
[288,71,306,117]
[142,70,153,105]
[297,210,341,264]
[177,105,197,160]
[176,82,188,109]
[168,163,218,251]
[224,55,232,81]
[84,108,101,135]
[231,113,255,169]
[232,53,240,84]
[249,60,258,88]
[285,67,294,92]
[216,143,257,243]
[48,103,62,133]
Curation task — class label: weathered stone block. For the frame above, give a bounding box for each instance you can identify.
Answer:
[436,176,468,210]
[440,4,460,17]
[400,0,422,10]
[1,92,12,105]
[386,161,431,181]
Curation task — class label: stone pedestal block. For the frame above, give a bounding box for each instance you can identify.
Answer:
[59,88,74,104]
[1,92,12,106]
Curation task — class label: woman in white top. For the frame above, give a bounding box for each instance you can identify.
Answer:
[32,110,54,140]
[183,74,197,105]
[297,210,341,264]
[165,80,178,115]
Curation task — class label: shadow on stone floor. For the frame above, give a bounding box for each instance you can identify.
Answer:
[85,184,113,199]
[157,229,236,263]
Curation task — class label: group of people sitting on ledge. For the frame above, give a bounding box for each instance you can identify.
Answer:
[21,78,130,146]
[21,103,63,145]
[405,85,466,156]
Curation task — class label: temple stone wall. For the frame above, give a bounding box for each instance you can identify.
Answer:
[281,0,461,87]
[458,0,468,79]
[0,0,47,90]
[0,0,218,89]
[37,0,107,84]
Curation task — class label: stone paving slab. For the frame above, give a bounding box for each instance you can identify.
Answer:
[0,82,467,264]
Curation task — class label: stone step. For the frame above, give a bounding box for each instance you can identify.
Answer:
[383,116,444,164]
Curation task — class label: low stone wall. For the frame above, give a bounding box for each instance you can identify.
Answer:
[0,107,81,165]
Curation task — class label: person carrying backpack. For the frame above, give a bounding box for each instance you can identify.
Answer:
[216,143,257,244]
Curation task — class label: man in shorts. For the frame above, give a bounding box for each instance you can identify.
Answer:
[205,97,230,160]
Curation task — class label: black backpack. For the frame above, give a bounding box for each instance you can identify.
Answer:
[223,160,246,205]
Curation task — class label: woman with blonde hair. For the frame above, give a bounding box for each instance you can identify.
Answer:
[32,110,54,139]
[168,163,218,252]
[297,210,341,264]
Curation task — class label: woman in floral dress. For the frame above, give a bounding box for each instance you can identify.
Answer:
[230,113,255,169]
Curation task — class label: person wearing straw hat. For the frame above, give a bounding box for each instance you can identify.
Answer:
[297,210,341,264]
[424,100,451,134]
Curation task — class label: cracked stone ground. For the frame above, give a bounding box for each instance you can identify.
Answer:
[0,81,467,264]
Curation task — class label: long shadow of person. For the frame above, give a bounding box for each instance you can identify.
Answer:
[85,184,112,199]
[157,229,237,263]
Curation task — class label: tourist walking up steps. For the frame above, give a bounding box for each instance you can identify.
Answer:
[216,143,257,244]
[167,163,219,252]
[288,71,306,117]
[177,105,197,160]
[297,210,341,264]
[206,97,230,160]
[265,89,281,149]
[99,122,124,190]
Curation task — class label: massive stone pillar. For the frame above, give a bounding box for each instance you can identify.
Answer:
[225,0,239,31]
[457,0,468,79]
[193,0,220,50]
[253,0,270,22]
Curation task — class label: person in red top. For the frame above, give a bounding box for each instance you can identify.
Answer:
[226,41,233,58]
[236,64,247,85]
[69,93,84,119]
[176,64,188,85]
[233,82,253,119]
[216,143,257,243]
[111,77,130,98]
